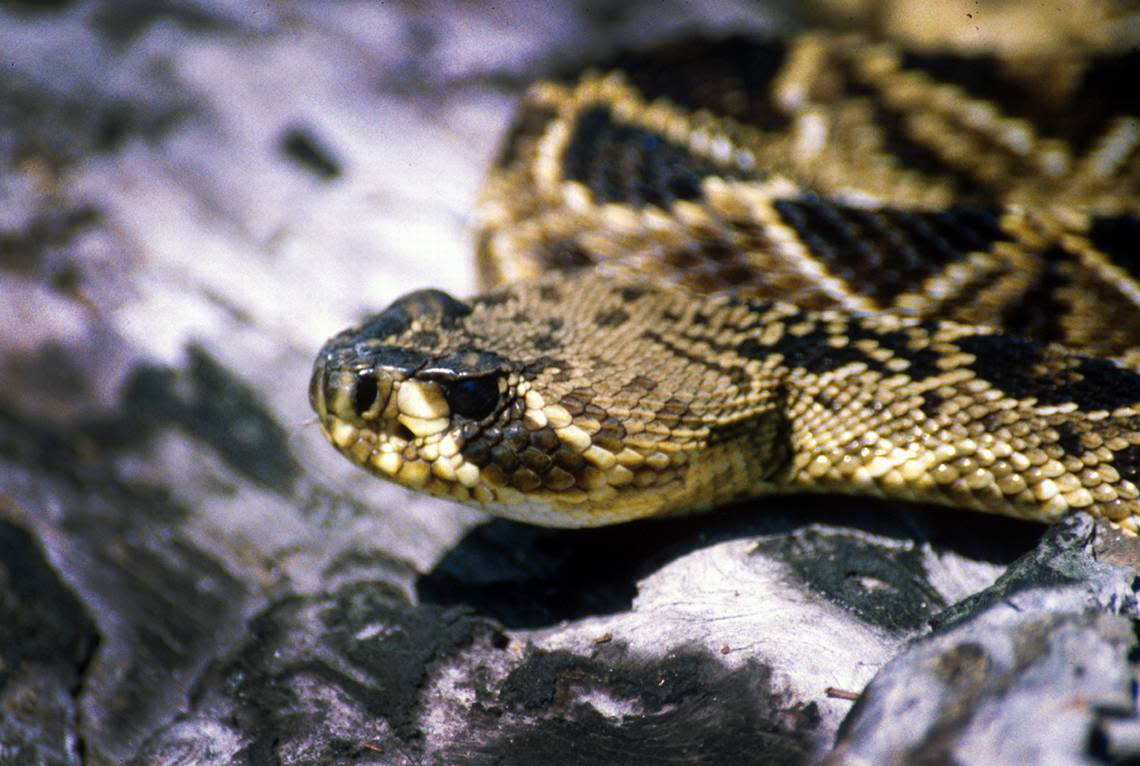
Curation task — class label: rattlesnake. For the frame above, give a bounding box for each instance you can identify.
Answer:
[309,31,1140,530]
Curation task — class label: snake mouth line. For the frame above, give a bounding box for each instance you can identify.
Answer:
[320,413,417,476]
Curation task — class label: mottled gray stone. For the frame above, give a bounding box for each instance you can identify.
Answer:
[830,515,1140,765]
[0,522,94,766]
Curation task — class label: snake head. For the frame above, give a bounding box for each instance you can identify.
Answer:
[311,274,787,527]
[310,288,523,499]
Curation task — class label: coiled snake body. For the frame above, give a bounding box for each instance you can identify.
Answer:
[311,34,1140,529]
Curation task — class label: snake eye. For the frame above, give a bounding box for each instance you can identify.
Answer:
[446,376,500,420]
[352,372,379,417]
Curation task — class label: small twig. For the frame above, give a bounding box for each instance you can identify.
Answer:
[825,686,862,701]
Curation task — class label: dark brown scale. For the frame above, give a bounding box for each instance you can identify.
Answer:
[713,261,760,288]
[562,106,747,208]
[554,444,587,473]
[900,49,1140,154]
[520,447,553,474]
[595,308,630,327]
[530,333,560,351]
[560,390,591,416]
[628,375,657,393]
[655,398,690,429]
[544,467,577,490]
[531,427,561,452]
[539,285,560,302]
[611,36,791,132]
[583,401,608,422]
[502,423,530,451]
[595,416,628,452]
[535,237,596,271]
[494,104,558,169]
[464,440,493,468]
[664,246,701,270]
[490,443,519,471]
[511,467,543,492]
[480,464,506,487]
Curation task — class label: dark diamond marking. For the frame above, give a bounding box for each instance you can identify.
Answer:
[999,246,1071,345]
[1112,443,1140,486]
[1088,215,1140,283]
[1054,422,1086,458]
[901,49,1140,153]
[562,106,753,209]
[612,36,791,132]
[642,330,752,388]
[919,390,944,419]
[733,310,943,379]
[773,198,1004,305]
[957,334,1140,411]
[867,103,993,203]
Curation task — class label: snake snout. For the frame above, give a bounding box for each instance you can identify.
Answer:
[308,356,327,418]
[310,351,392,424]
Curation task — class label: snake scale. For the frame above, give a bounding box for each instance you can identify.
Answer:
[310,32,1140,530]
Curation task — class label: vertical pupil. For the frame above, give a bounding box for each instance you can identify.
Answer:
[353,374,379,416]
[447,377,500,420]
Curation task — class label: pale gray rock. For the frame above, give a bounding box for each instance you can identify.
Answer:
[831,516,1140,765]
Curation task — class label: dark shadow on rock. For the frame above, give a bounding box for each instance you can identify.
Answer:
[447,641,821,766]
[0,519,98,766]
[0,519,97,691]
[180,579,508,764]
[1,340,299,497]
[149,577,822,765]
[81,344,300,493]
[418,495,1045,629]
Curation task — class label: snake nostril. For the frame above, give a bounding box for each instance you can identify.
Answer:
[352,373,380,417]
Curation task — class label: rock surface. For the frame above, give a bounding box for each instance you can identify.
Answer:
[0,2,1137,764]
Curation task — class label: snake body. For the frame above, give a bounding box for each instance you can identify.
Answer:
[311,33,1140,529]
